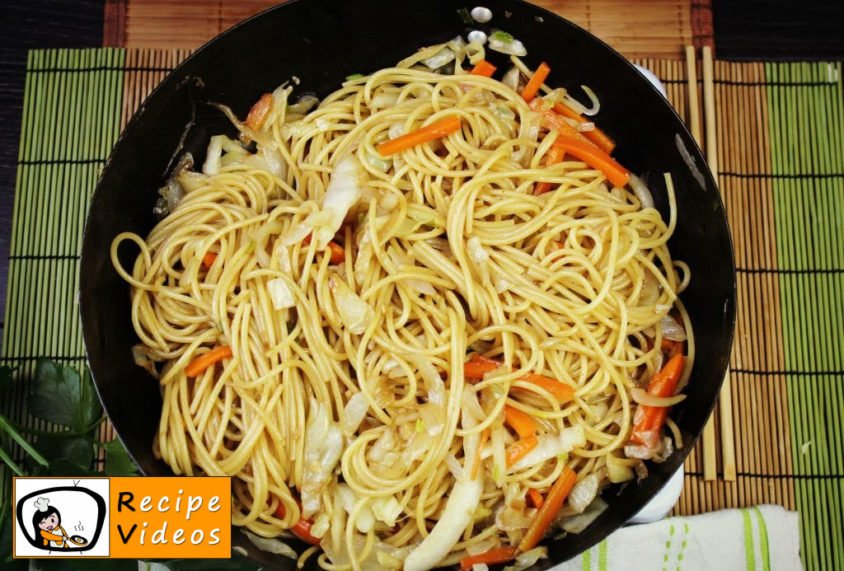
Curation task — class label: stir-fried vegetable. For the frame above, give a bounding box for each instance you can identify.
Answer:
[378,116,462,156]
[488,30,528,57]
[531,101,591,142]
[303,233,345,265]
[522,62,551,102]
[185,346,232,377]
[463,356,499,379]
[403,420,484,571]
[243,529,298,559]
[460,546,518,571]
[505,436,538,467]
[245,92,273,131]
[464,356,575,403]
[303,156,363,248]
[534,144,565,195]
[519,467,577,551]
[471,60,497,77]
[526,488,545,509]
[553,102,615,154]
[329,276,374,335]
[291,519,321,545]
[517,373,575,403]
[301,400,344,517]
[202,252,217,268]
[471,428,490,479]
[509,426,585,471]
[267,278,296,310]
[504,405,539,438]
[629,354,685,450]
[552,135,631,188]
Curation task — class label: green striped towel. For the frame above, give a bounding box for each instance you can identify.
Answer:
[555,505,800,571]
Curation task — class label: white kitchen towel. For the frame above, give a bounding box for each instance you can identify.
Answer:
[554,505,801,571]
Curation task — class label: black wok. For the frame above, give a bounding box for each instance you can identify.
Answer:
[79,0,735,567]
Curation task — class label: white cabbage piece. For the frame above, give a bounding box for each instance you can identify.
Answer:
[301,399,344,517]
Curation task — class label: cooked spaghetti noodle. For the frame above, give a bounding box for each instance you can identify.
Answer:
[111,40,693,570]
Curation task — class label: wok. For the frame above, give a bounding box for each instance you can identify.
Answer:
[79,0,735,567]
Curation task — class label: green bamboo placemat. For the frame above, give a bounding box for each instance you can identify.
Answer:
[1,48,842,569]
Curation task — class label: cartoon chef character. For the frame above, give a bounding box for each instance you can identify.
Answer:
[32,497,68,549]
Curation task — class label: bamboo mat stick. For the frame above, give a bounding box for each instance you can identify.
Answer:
[685,46,702,145]
[702,45,736,482]
[685,45,718,481]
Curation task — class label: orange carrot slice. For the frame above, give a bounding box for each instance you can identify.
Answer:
[517,373,575,403]
[505,435,539,467]
[553,135,631,188]
[630,354,685,447]
[527,488,545,509]
[504,405,539,438]
[460,546,518,571]
[377,116,462,156]
[470,60,497,77]
[202,252,217,269]
[535,143,567,195]
[522,62,551,102]
[519,466,577,551]
[185,346,232,377]
[553,102,616,154]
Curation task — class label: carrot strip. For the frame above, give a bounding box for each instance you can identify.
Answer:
[505,435,538,467]
[469,353,501,366]
[527,488,545,509]
[202,252,217,269]
[529,99,587,140]
[630,354,685,446]
[553,102,616,154]
[273,501,286,519]
[185,346,232,377]
[470,60,497,77]
[519,467,577,551]
[291,518,321,545]
[471,428,491,480]
[274,500,321,545]
[464,360,499,380]
[326,241,344,264]
[245,93,273,131]
[522,62,551,102]
[554,135,631,188]
[459,546,518,571]
[303,233,344,264]
[504,405,539,438]
[517,374,575,403]
[377,116,462,156]
[465,357,575,403]
[535,143,566,195]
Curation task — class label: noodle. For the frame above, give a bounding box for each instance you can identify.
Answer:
[111,41,692,569]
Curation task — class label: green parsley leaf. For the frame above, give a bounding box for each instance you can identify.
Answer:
[103,439,138,476]
[37,435,95,475]
[29,359,102,433]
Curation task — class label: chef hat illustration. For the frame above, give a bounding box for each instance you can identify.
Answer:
[33,497,50,512]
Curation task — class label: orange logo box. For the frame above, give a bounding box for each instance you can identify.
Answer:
[110,477,231,559]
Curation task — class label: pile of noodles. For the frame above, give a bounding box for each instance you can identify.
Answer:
[112,39,693,570]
